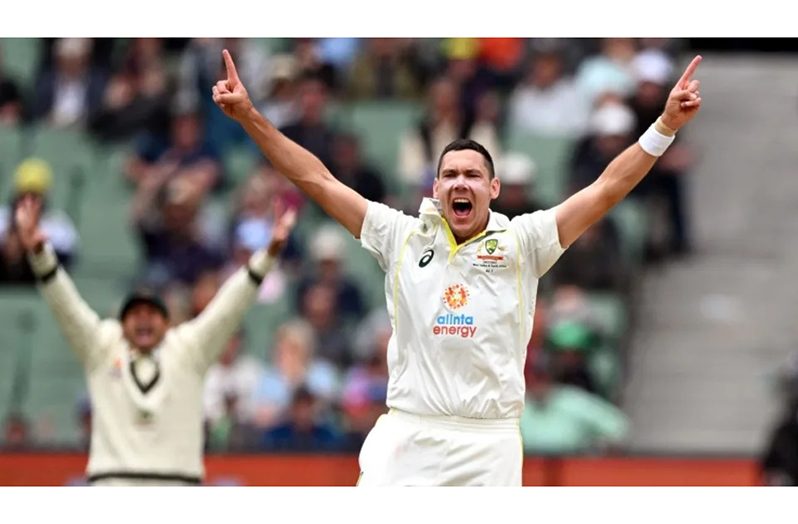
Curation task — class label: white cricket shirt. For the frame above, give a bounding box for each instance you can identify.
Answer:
[361,198,565,420]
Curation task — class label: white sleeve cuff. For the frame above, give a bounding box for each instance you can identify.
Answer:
[27,243,59,277]
[247,249,276,281]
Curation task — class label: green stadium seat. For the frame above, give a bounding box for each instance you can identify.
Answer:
[342,100,424,194]
[0,38,41,92]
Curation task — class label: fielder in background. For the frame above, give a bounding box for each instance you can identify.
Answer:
[213,49,703,486]
[14,193,296,486]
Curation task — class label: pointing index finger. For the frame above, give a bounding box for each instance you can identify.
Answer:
[223,49,240,84]
[678,55,703,89]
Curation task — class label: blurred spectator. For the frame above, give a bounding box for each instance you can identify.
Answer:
[346,38,423,100]
[547,285,605,334]
[492,151,545,217]
[33,38,106,128]
[260,386,342,452]
[126,108,223,196]
[521,354,628,455]
[330,132,388,204]
[228,172,302,256]
[300,282,355,368]
[0,220,36,284]
[206,392,259,452]
[178,38,270,113]
[761,353,798,485]
[0,47,24,125]
[575,38,638,109]
[398,76,500,202]
[257,54,300,130]
[88,38,170,142]
[569,100,636,192]
[279,72,338,169]
[290,39,338,90]
[253,319,339,430]
[318,38,361,72]
[204,331,263,451]
[130,174,224,287]
[440,38,498,128]
[545,319,600,395]
[628,49,694,258]
[552,219,626,292]
[2,412,32,450]
[508,47,588,137]
[0,158,79,284]
[341,311,390,450]
[296,224,366,325]
[478,38,527,81]
[205,331,263,423]
[178,38,270,153]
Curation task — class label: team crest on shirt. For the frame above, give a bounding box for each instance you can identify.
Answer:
[473,237,509,272]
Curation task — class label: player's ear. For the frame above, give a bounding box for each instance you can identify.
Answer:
[432,176,440,198]
[490,176,501,200]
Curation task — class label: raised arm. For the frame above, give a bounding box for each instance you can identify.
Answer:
[212,50,367,238]
[16,196,104,366]
[178,205,297,372]
[555,55,703,248]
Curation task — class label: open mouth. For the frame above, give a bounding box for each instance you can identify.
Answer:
[135,326,154,338]
[452,198,473,219]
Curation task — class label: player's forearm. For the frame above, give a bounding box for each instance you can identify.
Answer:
[593,144,658,210]
[239,107,333,198]
[184,250,275,369]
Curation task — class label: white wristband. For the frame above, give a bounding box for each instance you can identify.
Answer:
[638,123,676,157]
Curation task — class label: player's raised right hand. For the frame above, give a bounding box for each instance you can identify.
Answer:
[15,194,47,254]
[212,49,254,123]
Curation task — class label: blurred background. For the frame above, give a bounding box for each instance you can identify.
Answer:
[0,37,797,485]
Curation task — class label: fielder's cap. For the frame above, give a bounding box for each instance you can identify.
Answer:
[118,291,169,320]
[14,158,53,194]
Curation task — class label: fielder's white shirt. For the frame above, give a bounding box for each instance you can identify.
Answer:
[29,245,274,483]
[360,198,565,420]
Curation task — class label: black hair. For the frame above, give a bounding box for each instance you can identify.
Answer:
[436,138,495,179]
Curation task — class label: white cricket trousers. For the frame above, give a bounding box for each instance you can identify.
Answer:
[357,408,522,486]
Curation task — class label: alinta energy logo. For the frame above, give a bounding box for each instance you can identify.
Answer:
[434,283,477,338]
